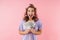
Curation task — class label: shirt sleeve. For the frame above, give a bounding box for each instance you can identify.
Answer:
[19,20,24,31]
[37,20,42,30]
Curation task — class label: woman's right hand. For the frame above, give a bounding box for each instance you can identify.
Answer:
[19,29,31,35]
[24,29,30,34]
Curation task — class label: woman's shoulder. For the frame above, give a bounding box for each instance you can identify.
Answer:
[36,19,41,23]
[35,19,42,25]
[20,19,26,23]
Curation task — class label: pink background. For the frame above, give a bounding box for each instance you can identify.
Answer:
[0,0,60,40]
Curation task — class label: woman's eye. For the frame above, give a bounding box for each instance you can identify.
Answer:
[28,10,34,12]
[28,10,30,12]
[31,10,34,12]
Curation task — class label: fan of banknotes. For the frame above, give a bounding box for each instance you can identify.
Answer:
[23,21,35,30]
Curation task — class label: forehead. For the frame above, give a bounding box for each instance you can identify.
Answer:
[28,8,34,10]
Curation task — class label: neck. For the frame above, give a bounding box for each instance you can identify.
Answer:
[29,17,32,21]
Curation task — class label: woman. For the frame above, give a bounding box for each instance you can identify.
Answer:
[19,4,42,40]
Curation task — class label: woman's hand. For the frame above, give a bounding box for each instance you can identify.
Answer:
[30,28,36,34]
[30,28,41,35]
[19,29,31,35]
[24,29,31,34]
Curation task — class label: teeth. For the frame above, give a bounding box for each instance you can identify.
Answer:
[29,15,32,17]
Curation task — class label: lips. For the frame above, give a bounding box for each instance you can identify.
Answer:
[29,14,33,17]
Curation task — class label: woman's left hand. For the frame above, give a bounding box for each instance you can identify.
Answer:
[30,28,41,35]
[30,28,36,34]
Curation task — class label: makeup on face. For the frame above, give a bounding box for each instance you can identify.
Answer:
[27,8,35,18]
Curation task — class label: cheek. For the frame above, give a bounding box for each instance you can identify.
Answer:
[27,13,30,17]
[32,12,35,16]
[27,12,30,16]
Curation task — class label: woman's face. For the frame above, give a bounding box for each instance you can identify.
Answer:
[27,7,35,18]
